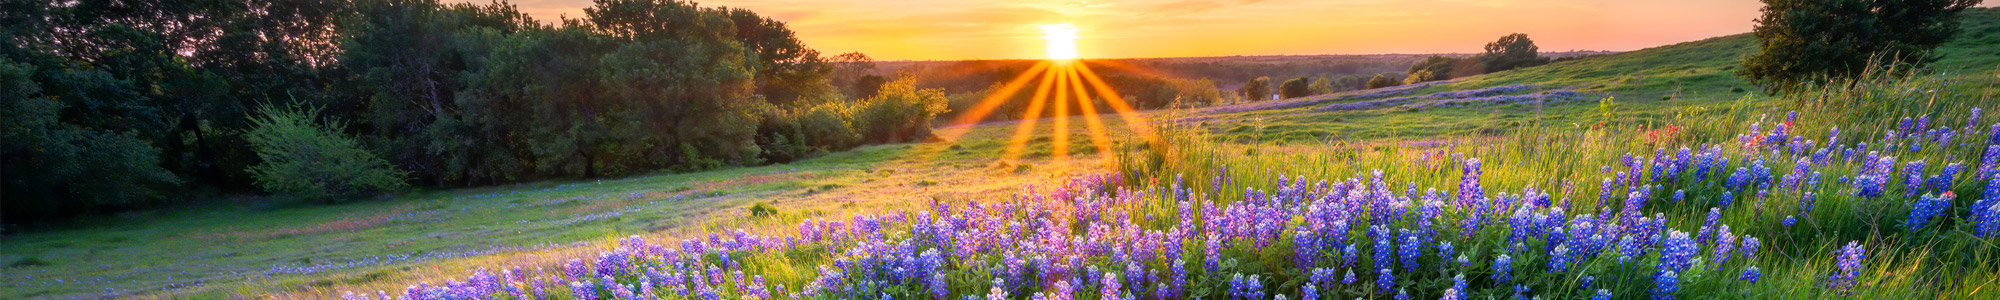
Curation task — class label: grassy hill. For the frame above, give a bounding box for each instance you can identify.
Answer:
[1188,7,1999,145]
[3,8,1998,300]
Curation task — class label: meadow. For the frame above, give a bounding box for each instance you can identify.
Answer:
[4,7,1999,300]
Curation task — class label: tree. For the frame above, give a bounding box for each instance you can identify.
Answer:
[1406,56,1456,84]
[1366,74,1401,89]
[1309,76,1336,95]
[829,52,879,98]
[852,74,888,98]
[1740,0,1982,92]
[245,105,407,203]
[1241,76,1273,102]
[2,58,180,223]
[1481,33,1548,73]
[1280,77,1312,99]
[725,7,834,107]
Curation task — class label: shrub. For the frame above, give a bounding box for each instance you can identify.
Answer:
[1366,74,1401,89]
[1279,77,1313,99]
[245,105,407,203]
[1406,56,1456,83]
[851,77,949,143]
[748,201,778,217]
[1241,76,1273,101]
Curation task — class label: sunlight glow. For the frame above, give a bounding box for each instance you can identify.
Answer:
[1041,24,1079,60]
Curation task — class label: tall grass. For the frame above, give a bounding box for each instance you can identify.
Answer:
[1114,67,2000,298]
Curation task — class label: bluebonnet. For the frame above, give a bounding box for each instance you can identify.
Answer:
[1376,267,1395,294]
[1295,230,1318,270]
[1493,254,1513,284]
[1660,231,1696,273]
[1711,225,1736,267]
[1652,269,1679,300]
[1740,266,1762,283]
[1829,242,1866,295]
[1907,192,1954,230]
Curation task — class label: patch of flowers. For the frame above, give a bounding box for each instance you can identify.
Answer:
[343,108,2000,300]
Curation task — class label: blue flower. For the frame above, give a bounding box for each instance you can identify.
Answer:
[1829,242,1866,295]
[1740,266,1762,283]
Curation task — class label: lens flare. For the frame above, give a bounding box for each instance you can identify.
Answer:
[1041,24,1079,60]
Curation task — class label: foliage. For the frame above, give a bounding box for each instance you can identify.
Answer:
[851,78,951,143]
[245,105,407,203]
[1480,33,1549,72]
[1740,0,1982,92]
[1366,74,1402,89]
[1405,56,1457,84]
[1241,76,1273,101]
[1279,77,1313,99]
[1309,75,1337,95]
[747,201,779,218]
[0,56,179,223]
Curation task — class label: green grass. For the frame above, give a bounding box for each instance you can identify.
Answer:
[0,114,1133,299]
[4,8,1999,300]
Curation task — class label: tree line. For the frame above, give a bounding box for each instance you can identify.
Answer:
[1,0,947,225]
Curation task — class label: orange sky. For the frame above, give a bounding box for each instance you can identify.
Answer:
[473,0,1995,60]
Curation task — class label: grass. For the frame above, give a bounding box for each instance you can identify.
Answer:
[0,114,1132,299]
[2,8,1998,300]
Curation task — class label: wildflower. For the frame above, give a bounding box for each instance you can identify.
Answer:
[1829,242,1866,295]
[1652,270,1678,300]
[1907,192,1953,230]
[1493,255,1513,284]
[1377,268,1395,294]
[1740,266,1762,283]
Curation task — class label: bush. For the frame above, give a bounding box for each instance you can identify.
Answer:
[748,201,779,217]
[851,78,949,143]
[1279,77,1312,99]
[1366,74,1401,89]
[1405,56,1456,83]
[1241,76,1272,102]
[245,105,407,202]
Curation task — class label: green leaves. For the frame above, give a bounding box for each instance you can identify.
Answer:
[245,104,407,203]
[1740,0,1981,93]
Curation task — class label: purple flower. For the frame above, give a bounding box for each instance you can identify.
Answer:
[1740,266,1762,283]
[1829,241,1866,295]
[1493,254,1513,284]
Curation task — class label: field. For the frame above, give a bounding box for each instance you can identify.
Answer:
[5,7,2000,300]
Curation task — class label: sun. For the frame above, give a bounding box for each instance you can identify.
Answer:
[1041,24,1079,60]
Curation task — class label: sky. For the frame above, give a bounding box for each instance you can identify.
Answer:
[472,0,1995,60]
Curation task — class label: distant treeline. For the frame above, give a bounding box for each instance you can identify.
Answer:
[1,0,946,224]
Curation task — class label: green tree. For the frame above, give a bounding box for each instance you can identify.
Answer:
[1480,33,1548,73]
[725,7,834,107]
[245,105,407,202]
[1740,0,1982,92]
[1366,74,1401,89]
[1406,56,1456,84]
[1241,76,1273,102]
[1309,76,1336,95]
[1,58,180,223]
[1279,77,1312,99]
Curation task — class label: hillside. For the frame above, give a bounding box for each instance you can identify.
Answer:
[1183,7,2000,144]
[4,7,1999,300]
